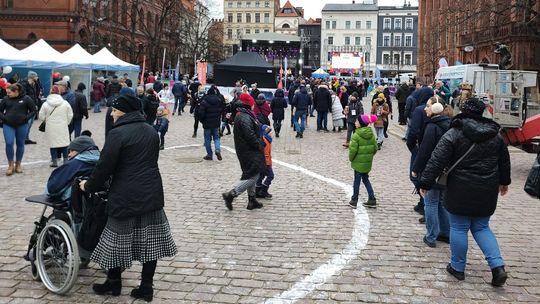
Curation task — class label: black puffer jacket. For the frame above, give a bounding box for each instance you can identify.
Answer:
[270,89,288,121]
[233,104,265,180]
[73,83,89,120]
[198,90,223,129]
[419,113,511,217]
[314,86,332,112]
[85,111,164,218]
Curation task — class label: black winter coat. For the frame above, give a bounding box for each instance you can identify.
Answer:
[0,95,36,127]
[395,83,410,104]
[270,95,288,121]
[73,89,89,120]
[314,87,332,112]
[419,114,511,217]
[291,88,312,112]
[233,105,265,180]
[412,115,450,180]
[86,112,164,218]
[198,93,223,129]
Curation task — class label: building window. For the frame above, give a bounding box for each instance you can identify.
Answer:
[264,13,269,23]
[383,53,390,65]
[404,53,412,65]
[405,35,412,47]
[228,1,232,8]
[366,21,371,29]
[255,29,260,33]
[345,21,351,29]
[395,18,402,30]
[265,1,270,8]
[228,13,233,23]
[384,18,391,30]
[227,29,232,40]
[355,37,361,45]
[356,21,361,29]
[255,13,260,23]
[246,29,251,34]
[237,13,242,23]
[394,35,401,47]
[255,1,260,7]
[326,21,330,29]
[328,37,334,45]
[383,35,390,47]
[284,8,292,13]
[264,28,269,32]
[332,21,336,29]
[236,29,241,38]
[365,52,370,63]
[394,54,400,65]
[237,1,241,7]
[365,37,371,45]
[282,23,290,28]
[246,13,251,23]
[246,2,251,7]
[345,37,350,45]
[405,18,413,30]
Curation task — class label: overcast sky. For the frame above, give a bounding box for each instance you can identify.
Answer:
[213,0,419,19]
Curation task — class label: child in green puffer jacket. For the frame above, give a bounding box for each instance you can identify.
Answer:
[348,114,378,209]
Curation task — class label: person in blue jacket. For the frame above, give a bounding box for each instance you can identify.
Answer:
[46,135,100,201]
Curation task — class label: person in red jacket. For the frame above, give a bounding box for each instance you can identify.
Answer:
[91,77,106,113]
[253,94,271,126]
[256,124,274,199]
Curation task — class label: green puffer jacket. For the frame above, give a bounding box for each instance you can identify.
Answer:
[349,126,378,173]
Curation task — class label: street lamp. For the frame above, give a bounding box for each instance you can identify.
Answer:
[82,0,109,53]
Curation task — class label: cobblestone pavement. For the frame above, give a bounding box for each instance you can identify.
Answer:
[0,97,539,303]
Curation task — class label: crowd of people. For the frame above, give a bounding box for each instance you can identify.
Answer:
[0,67,517,300]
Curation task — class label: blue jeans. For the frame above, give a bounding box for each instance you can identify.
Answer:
[50,147,67,161]
[375,127,384,144]
[448,213,505,272]
[204,128,221,157]
[351,171,374,201]
[173,96,184,114]
[26,117,34,140]
[3,123,29,161]
[93,99,102,112]
[256,166,274,187]
[69,118,82,138]
[424,189,449,243]
[317,111,328,130]
[293,110,307,134]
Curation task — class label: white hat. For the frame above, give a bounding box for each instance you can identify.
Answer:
[431,102,444,114]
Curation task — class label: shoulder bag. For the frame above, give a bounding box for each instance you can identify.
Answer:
[436,143,476,187]
[38,106,56,132]
[524,153,540,198]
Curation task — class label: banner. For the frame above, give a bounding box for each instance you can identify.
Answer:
[197,61,207,85]
[278,65,283,89]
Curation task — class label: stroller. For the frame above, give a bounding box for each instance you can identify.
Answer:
[24,178,108,294]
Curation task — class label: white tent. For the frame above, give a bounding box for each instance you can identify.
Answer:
[18,39,69,68]
[0,38,25,65]
[92,47,139,71]
[61,44,94,67]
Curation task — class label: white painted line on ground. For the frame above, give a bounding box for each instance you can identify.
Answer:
[0,160,50,169]
[220,145,371,304]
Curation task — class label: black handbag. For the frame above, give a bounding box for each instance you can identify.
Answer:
[436,143,476,187]
[38,106,56,132]
[524,154,540,198]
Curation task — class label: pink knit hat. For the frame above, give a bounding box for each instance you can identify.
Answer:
[360,114,378,125]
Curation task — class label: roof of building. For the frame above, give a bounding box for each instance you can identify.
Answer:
[305,18,321,25]
[242,32,301,42]
[276,0,304,17]
[378,6,419,11]
[322,3,378,12]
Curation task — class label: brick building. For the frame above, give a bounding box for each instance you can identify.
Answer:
[0,0,195,71]
[208,18,224,64]
[417,0,540,83]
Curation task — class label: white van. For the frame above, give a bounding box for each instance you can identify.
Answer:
[435,64,499,94]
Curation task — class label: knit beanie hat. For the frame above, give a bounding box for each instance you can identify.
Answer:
[460,97,485,116]
[68,135,97,152]
[359,114,378,126]
[119,87,135,96]
[431,102,444,115]
[239,93,255,108]
[113,94,141,113]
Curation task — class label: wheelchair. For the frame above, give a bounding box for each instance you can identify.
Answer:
[24,182,108,295]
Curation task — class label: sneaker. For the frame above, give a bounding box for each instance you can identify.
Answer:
[296,133,300,138]
[414,202,425,215]
[363,197,377,208]
[491,266,507,287]
[216,152,222,161]
[348,200,358,209]
[203,155,212,160]
[423,236,436,248]
[25,139,37,145]
[377,143,382,150]
[446,263,465,281]
[300,133,303,138]
[384,132,388,138]
[159,145,164,150]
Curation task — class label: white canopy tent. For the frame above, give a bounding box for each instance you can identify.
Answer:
[0,38,26,66]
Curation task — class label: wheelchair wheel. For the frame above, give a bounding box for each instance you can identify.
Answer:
[36,219,79,294]
[29,247,40,281]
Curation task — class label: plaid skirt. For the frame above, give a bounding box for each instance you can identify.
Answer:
[91,208,177,270]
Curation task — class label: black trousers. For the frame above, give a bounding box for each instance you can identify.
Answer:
[398,102,406,124]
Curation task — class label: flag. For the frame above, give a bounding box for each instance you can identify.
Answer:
[284,57,288,89]
[375,66,381,84]
[139,55,146,85]
[278,65,283,89]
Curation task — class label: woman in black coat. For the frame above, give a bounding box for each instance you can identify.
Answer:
[80,95,176,301]
[270,88,287,137]
[222,93,265,211]
[419,98,511,287]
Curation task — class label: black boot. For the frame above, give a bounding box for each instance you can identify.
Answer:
[131,260,156,302]
[192,131,197,138]
[255,186,264,198]
[491,266,507,287]
[93,267,122,296]
[222,190,236,210]
[261,185,273,199]
[247,195,263,210]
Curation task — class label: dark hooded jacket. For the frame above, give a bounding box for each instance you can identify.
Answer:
[313,85,332,112]
[73,83,89,120]
[291,87,312,112]
[233,104,265,180]
[412,115,451,183]
[418,113,511,216]
[270,89,288,121]
[406,87,435,151]
[105,78,122,98]
[405,89,420,119]
[198,88,224,129]
[85,111,164,218]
